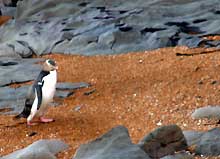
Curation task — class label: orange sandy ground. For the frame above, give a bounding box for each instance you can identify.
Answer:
[1,47,220,158]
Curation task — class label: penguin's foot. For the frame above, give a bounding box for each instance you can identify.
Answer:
[40,117,54,123]
[27,121,37,126]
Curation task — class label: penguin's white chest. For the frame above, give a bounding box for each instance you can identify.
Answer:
[41,70,57,104]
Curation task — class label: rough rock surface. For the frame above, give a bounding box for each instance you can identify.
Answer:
[0,57,42,87]
[0,85,29,114]
[1,139,68,159]
[56,82,90,90]
[0,58,41,85]
[1,0,220,56]
[195,128,220,156]
[191,105,220,119]
[73,125,150,159]
[183,130,204,147]
[138,124,188,159]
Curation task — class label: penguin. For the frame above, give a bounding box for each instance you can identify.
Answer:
[15,59,58,125]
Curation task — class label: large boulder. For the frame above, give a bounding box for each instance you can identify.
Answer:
[73,125,150,159]
[1,139,68,159]
[138,125,188,159]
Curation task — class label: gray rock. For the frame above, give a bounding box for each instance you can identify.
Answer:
[138,124,188,159]
[0,6,16,16]
[183,130,204,146]
[0,58,42,87]
[55,90,74,98]
[192,106,220,120]
[1,0,220,56]
[0,85,28,114]
[0,44,20,58]
[13,40,33,57]
[1,139,68,159]
[195,128,220,156]
[178,36,203,48]
[56,82,90,90]
[73,125,150,159]
[161,152,193,159]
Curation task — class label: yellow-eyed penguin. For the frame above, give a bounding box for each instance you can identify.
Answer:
[15,59,58,125]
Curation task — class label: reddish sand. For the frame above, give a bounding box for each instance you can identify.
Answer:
[0,16,11,26]
[1,47,220,158]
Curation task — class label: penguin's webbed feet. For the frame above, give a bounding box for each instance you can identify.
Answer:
[27,121,38,126]
[40,117,54,123]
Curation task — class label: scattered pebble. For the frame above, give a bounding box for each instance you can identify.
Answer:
[156,121,162,126]
[138,59,143,63]
[84,89,96,96]
[74,105,82,112]
[26,132,37,137]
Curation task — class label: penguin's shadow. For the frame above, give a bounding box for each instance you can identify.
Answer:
[3,121,26,128]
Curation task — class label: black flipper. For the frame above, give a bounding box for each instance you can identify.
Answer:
[36,80,44,110]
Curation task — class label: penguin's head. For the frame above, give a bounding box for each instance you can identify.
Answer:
[43,59,58,71]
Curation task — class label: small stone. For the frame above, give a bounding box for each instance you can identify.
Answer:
[74,105,81,112]
[27,132,37,137]
[198,80,203,85]
[156,121,162,126]
[84,89,96,96]
[211,80,218,85]
[139,59,143,63]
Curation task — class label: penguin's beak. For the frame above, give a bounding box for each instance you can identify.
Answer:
[55,66,58,70]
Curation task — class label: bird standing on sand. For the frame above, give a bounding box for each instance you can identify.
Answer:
[15,59,58,126]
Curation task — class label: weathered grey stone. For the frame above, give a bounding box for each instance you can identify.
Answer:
[183,130,204,146]
[98,30,116,46]
[0,58,42,87]
[55,90,74,98]
[0,85,28,114]
[1,139,68,159]
[178,36,203,48]
[195,128,220,156]
[0,44,20,57]
[138,125,188,159]
[12,40,33,57]
[192,106,220,120]
[73,125,150,159]
[56,82,90,90]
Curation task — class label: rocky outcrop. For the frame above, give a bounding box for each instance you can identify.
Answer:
[1,0,220,56]
[1,139,68,159]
